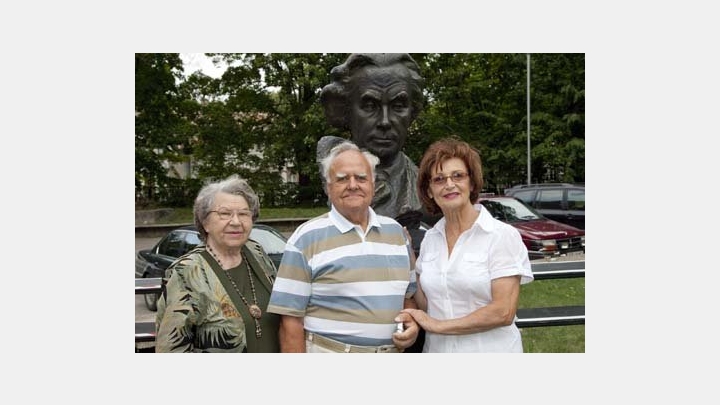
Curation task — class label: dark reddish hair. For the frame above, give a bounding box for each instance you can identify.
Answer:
[417,137,484,215]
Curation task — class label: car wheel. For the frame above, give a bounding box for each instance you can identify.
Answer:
[144,291,159,312]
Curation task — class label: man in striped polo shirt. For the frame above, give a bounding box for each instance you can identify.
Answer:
[267,141,420,353]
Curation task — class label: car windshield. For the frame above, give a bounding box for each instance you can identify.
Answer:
[249,228,287,255]
[480,198,542,222]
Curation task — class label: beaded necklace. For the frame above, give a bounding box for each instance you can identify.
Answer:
[207,245,263,338]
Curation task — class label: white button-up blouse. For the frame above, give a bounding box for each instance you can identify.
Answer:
[415,204,534,352]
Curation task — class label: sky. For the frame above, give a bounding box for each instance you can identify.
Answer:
[180,53,227,78]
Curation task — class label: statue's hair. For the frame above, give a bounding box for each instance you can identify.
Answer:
[320,53,425,129]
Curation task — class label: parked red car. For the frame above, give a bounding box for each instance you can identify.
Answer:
[475,195,585,260]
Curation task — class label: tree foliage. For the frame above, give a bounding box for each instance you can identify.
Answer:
[135,53,188,205]
[135,53,584,207]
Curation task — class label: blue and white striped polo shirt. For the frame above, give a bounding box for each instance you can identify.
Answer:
[267,206,416,346]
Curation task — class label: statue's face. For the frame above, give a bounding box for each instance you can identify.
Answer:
[348,65,414,164]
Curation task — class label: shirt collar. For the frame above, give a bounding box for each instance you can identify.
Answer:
[427,204,497,237]
[329,205,381,233]
[473,203,497,232]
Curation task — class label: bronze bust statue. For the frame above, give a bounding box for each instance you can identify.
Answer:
[318,53,425,220]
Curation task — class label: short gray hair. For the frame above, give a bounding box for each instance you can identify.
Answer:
[193,175,260,241]
[319,141,379,191]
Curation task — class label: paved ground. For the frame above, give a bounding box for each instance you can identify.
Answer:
[530,251,585,263]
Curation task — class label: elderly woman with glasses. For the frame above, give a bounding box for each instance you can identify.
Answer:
[401,138,534,352]
[155,175,280,353]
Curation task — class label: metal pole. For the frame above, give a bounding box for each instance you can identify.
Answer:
[527,53,531,185]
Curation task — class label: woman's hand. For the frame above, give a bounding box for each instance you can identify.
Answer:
[401,308,437,333]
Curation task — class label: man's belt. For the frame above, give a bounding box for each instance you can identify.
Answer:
[305,331,398,353]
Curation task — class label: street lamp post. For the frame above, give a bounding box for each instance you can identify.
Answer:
[527,53,531,185]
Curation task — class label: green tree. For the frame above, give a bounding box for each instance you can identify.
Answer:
[414,53,584,192]
[135,53,584,208]
[526,53,585,183]
[206,53,346,206]
[172,55,285,206]
[135,53,187,206]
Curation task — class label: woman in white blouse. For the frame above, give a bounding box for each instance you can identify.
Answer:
[402,137,534,352]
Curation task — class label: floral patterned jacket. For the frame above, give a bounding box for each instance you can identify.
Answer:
[155,240,278,353]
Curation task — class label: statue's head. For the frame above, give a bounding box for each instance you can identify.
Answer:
[320,54,425,164]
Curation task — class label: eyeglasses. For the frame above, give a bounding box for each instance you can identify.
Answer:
[332,173,369,185]
[208,209,253,221]
[431,171,469,186]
